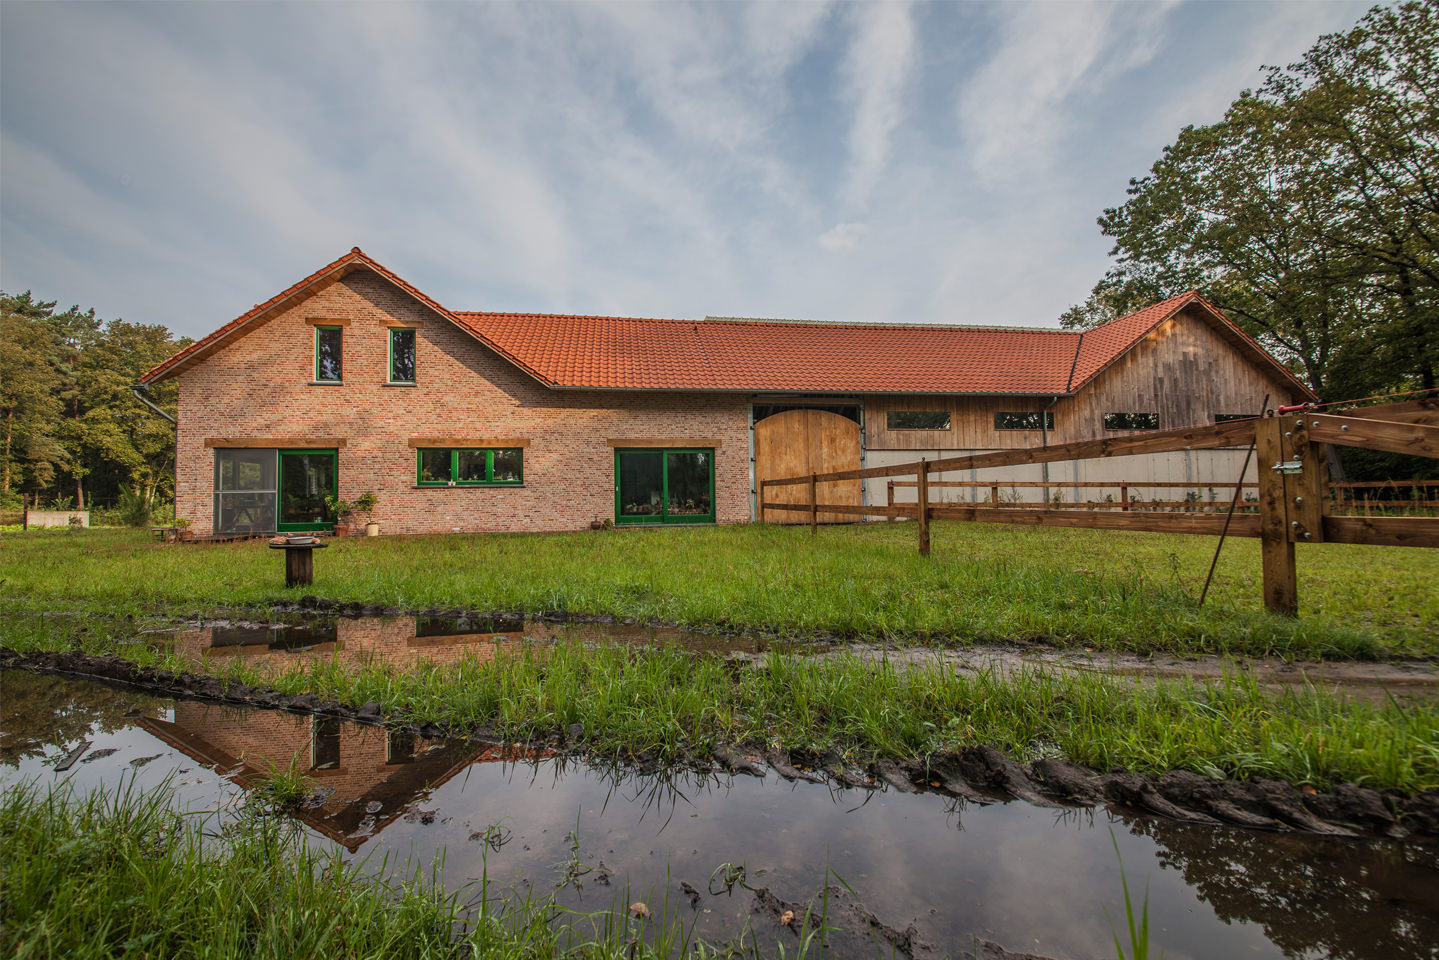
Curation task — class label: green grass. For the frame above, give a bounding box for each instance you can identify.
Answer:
[2,523,1436,658]
[0,775,741,959]
[7,617,1435,792]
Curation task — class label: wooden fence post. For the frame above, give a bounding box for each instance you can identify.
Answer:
[1120,483,1129,511]
[1286,415,1327,543]
[1255,417,1298,615]
[809,473,818,535]
[990,484,1000,507]
[886,480,894,522]
[916,460,931,556]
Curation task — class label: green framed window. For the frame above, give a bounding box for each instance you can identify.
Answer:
[314,326,342,382]
[389,328,416,383]
[614,448,715,525]
[1104,412,1159,431]
[416,448,523,486]
[887,410,950,430]
[277,449,338,531]
[994,411,1055,431]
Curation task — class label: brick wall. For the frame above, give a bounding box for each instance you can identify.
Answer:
[176,270,750,535]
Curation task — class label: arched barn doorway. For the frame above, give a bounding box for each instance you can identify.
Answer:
[754,408,862,523]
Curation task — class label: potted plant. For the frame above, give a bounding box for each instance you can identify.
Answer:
[354,492,380,537]
[324,495,354,537]
[174,517,194,541]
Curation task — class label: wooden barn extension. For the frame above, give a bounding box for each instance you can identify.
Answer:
[759,398,1439,615]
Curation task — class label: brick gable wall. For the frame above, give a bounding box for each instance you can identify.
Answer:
[175,271,750,534]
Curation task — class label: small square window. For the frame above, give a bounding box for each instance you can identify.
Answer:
[887,411,951,430]
[1214,414,1253,423]
[1104,412,1159,431]
[390,328,416,383]
[315,326,342,382]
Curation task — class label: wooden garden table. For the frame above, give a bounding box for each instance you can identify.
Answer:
[268,539,328,587]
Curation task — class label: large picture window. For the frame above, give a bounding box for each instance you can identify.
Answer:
[214,449,278,536]
[389,328,416,383]
[614,448,714,524]
[314,326,343,382]
[887,410,950,430]
[416,448,523,486]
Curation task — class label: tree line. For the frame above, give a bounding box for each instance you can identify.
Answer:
[1065,1,1438,409]
[1,290,188,517]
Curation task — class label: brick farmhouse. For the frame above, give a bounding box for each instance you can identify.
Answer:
[139,248,1313,536]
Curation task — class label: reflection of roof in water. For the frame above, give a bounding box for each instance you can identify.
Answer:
[136,712,554,852]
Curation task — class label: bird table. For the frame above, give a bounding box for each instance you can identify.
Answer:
[268,539,328,587]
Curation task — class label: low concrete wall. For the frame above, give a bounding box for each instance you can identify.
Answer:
[26,510,90,528]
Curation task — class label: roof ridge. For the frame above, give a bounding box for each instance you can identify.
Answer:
[462,310,1076,335]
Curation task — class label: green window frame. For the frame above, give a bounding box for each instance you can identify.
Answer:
[389,328,416,383]
[614,448,716,525]
[314,326,343,382]
[887,410,951,430]
[416,448,523,486]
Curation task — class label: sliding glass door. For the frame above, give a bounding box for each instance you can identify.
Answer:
[614,449,714,525]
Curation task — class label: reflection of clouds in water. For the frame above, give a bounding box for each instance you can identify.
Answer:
[8,670,1435,960]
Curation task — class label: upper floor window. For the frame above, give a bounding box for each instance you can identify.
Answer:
[1104,412,1159,431]
[887,410,951,431]
[389,328,417,383]
[994,411,1054,431]
[314,326,342,382]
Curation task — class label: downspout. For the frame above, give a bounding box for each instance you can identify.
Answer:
[1044,333,1085,505]
[131,382,178,520]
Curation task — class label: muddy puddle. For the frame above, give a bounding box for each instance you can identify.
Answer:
[24,604,1438,702]
[3,670,1436,960]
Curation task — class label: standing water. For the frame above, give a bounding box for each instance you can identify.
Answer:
[2,670,1435,959]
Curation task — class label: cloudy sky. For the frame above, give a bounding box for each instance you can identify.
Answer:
[2,1,1375,339]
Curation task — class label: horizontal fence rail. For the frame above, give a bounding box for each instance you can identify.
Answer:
[757,400,1439,615]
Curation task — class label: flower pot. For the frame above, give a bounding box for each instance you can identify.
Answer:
[333,522,351,538]
[365,521,380,537]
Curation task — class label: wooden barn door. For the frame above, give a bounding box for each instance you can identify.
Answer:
[754,409,862,523]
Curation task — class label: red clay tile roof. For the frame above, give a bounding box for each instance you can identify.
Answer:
[456,313,1084,394]
[142,249,1315,399]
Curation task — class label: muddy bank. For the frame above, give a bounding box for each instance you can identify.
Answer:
[6,645,1437,842]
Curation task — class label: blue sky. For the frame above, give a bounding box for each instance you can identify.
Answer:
[1,1,1376,339]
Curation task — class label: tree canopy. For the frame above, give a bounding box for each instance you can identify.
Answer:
[1064,0,1439,406]
[1,290,188,511]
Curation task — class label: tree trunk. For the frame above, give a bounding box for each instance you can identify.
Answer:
[3,410,11,494]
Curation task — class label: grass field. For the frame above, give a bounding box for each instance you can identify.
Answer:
[0,776,712,960]
[1,523,1435,658]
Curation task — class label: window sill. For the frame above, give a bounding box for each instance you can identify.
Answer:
[308,380,344,386]
[384,381,418,387]
[412,484,525,490]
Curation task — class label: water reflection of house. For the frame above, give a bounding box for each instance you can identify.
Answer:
[172,616,530,676]
[139,702,551,851]
[167,614,769,673]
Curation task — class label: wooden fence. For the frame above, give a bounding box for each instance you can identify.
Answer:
[757,398,1439,615]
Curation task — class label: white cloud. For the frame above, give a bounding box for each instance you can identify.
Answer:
[818,222,869,251]
[956,1,1178,180]
[839,1,916,208]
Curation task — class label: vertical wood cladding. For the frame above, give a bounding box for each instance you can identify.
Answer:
[864,306,1300,452]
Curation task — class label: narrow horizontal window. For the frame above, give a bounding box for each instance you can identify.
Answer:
[416,448,523,486]
[315,326,342,382]
[1214,413,1254,423]
[994,411,1055,430]
[887,410,951,430]
[390,328,416,383]
[1104,412,1159,431]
